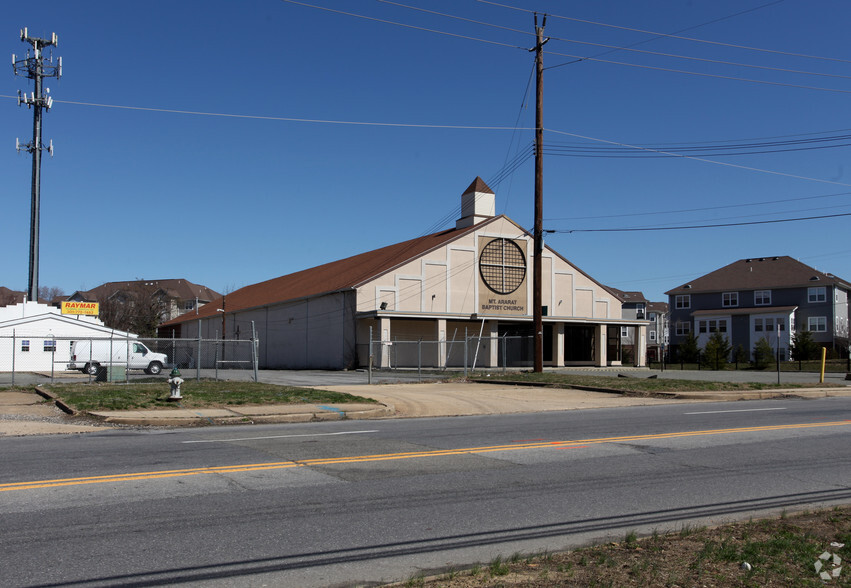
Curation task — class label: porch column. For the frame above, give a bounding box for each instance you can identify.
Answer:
[436,319,447,368]
[379,316,391,369]
[553,323,565,367]
[596,324,607,367]
[635,324,647,367]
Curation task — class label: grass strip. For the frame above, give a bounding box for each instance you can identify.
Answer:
[42,380,377,412]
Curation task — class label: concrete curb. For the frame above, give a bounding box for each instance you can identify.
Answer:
[88,404,395,427]
[34,386,77,415]
[469,378,849,401]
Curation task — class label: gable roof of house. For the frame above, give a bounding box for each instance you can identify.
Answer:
[647,301,669,314]
[69,279,220,304]
[665,256,851,296]
[0,287,26,304]
[162,213,619,327]
[608,287,649,304]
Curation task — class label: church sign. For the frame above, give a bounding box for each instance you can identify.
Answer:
[477,237,528,316]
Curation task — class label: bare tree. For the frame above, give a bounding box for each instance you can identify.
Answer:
[38,286,66,304]
[96,282,171,337]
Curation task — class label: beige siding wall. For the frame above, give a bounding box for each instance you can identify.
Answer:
[356,217,619,321]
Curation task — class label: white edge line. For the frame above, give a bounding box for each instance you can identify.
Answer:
[182,430,379,444]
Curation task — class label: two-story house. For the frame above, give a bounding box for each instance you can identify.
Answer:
[610,288,668,364]
[646,301,669,362]
[67,279,221,324]
[609,288,647,365]
[666,256,850,361]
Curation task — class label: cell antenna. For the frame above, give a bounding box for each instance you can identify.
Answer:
[13,28,61,303]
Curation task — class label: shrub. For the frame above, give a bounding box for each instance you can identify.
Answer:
[701,332,732,370]
[753,337,775,369]
[790,330,820,361]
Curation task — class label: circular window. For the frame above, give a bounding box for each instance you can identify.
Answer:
[479,238,527,295]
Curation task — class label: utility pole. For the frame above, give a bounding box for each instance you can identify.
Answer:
[13,28,61,303]
[531,15,548,373]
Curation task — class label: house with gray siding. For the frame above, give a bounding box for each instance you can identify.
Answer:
[666,256,850,361]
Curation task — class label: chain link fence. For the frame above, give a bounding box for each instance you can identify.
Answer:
[365,334,536,381]
[0,334,258,386]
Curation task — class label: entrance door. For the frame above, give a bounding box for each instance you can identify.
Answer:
[564,325,594,362]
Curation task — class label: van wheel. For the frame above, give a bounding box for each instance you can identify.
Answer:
[146,361,163,375]
[84,363,98,376]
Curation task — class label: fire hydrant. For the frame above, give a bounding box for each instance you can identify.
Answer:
[167,367,184,401]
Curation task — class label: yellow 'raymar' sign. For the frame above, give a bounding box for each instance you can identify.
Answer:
[61,301,99,316]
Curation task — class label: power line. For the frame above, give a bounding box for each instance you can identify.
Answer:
[478,0,851,66]
[545,35,851,81]
[278,0,526,50]
[542,48,851,95]
[545,127,851,187]
[550,212,851,233]
[541,138,851,158]
[0,95,533,131]
[288,0,851,92]
[544,132,851,155]
[546,190,851,221]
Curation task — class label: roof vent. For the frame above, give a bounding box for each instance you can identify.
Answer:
[758,258,765,262]
[684,284,692,289]
[810,276,820,281]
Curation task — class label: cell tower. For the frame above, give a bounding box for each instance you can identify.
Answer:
[13,27,62,303]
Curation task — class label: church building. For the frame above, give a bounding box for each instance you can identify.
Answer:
[160,178,647,369]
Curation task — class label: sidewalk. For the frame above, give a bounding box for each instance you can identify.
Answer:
[1,381,850,436]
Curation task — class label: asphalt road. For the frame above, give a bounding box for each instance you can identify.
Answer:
[1,396,849,587]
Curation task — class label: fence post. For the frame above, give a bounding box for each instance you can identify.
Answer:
[125,337,130,383]
[171,331,176,371]
[368,326,373,385]
[464,328,468,379]
[88,338,93,382]
[214,330,219,382]
[11,329,16,388]
[251,321,258,383]
[502,334,507,374]
[50,340,55,383]
[196,319,201,381]
[418,338,422,382]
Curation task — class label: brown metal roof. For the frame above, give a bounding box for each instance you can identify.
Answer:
[161,218,492,326]
[665,256,851,295]
[463,176,494,195]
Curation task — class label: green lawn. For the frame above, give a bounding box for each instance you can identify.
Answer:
[43,380,378,412]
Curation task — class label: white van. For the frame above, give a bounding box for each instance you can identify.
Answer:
[67,340,168,375]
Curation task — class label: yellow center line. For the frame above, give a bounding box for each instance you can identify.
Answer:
[2,420,848,493]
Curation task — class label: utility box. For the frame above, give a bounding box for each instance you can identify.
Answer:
[95,366,126,382]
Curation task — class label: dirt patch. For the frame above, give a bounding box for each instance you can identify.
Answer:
[390,506,851,587]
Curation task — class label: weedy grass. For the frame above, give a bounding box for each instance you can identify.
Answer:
[43,380,377,411]
[381,506,851,587]
[469,370,817,393]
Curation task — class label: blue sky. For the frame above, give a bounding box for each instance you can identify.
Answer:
[3,0,851,303]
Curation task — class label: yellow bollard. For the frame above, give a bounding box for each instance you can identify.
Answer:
[819,347,827,383]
